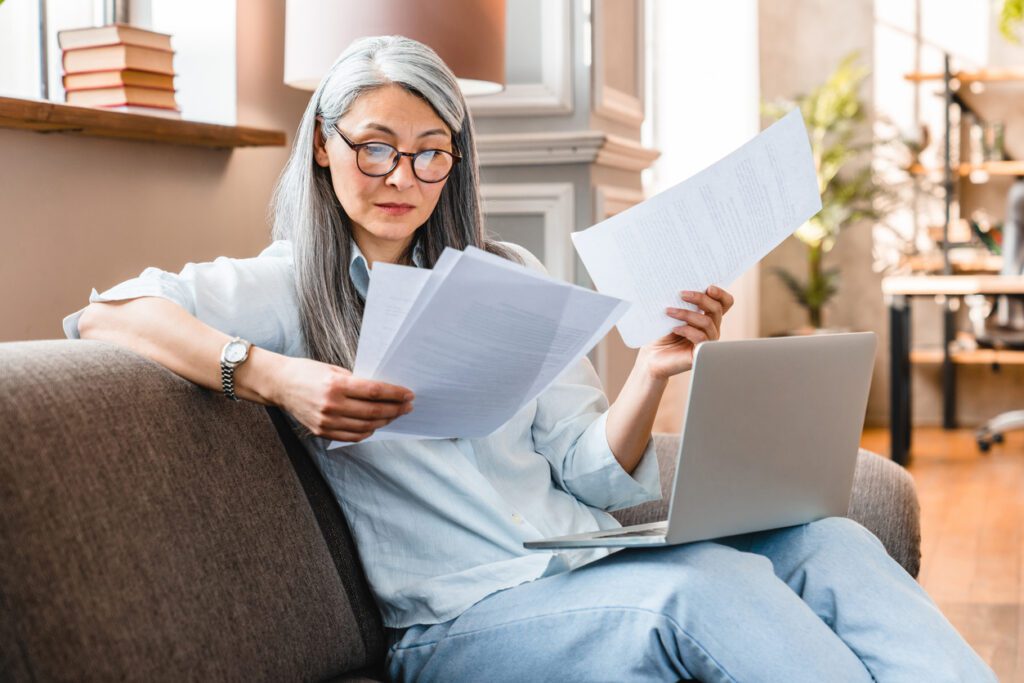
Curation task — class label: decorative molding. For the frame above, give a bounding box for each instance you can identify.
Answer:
[466,0,573,117]
[480,182,576,282]
[594,185,645,221]
[594,133,660,171]
[477,130,658,171]
[477,130,605,166]
[590,0,645,127]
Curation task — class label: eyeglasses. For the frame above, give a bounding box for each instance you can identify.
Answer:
[334,125,461,183]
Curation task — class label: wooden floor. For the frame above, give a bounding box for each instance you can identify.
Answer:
[861,427,1024,682]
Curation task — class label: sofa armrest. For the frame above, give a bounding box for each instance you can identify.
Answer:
[609,435,921,578]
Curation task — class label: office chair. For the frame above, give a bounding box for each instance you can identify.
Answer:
[974,178,1024,452]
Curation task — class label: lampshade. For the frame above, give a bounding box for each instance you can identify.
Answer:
[284,0,506,96]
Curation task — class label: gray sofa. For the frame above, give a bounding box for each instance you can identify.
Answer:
[0,340,921,681]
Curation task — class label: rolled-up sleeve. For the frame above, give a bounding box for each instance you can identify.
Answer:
[530,357,662,511]
[62,240,303,357]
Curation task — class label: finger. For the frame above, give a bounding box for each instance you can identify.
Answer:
[321,416,394,433]
[681,290,723,319]
[319,429,376,443]
[665,307,718,335]
[707,285,735,313]
[671,323,709,345]
[328,397,414,421]
[341,376,415,403]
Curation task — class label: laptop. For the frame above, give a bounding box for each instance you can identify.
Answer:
[524,332,877,549]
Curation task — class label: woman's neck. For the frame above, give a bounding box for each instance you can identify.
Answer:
[353,232,415,269]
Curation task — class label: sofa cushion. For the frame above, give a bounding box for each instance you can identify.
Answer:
[0,341,381,681]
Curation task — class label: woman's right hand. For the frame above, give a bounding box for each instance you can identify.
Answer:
[268,355,415,443]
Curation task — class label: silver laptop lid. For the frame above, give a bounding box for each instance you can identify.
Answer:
[664,332,877,545]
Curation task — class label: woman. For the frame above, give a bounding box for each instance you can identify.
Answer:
[65,36,993,682]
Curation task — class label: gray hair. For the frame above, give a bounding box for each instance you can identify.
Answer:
[271,35,519,369]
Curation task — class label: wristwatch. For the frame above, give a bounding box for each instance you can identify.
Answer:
[219,336,252,401]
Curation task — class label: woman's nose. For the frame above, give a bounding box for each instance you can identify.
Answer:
[385,155,417,191]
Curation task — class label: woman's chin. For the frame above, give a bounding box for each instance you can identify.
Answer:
[365,222,420,243]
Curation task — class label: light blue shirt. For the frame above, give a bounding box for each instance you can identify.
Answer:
[62,240,662,628]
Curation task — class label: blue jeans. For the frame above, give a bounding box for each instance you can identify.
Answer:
[385,517,995,682]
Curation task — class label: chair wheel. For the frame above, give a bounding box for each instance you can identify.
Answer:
[993,433,1005,444]
[978,439,992,453]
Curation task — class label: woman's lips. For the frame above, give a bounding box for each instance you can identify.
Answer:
[376,203,414,216]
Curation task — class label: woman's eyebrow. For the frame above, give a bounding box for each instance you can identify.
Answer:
[361,122,448,139]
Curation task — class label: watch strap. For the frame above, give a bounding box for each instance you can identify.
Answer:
[220,337,251,401]
[220,361,240,401]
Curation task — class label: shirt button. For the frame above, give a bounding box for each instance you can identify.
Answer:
[512,513,523,525]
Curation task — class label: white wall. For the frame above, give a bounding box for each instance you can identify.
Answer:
[646,0,761,432]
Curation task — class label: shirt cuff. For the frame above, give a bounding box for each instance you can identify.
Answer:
[62,271,194,340]
[564,411,663,511]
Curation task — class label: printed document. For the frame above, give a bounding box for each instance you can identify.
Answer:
[571,108,822,348]
[329,247,628,448]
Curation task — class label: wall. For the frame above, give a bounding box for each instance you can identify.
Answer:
[475,0,659,402]
[0,0,309,342]
[647,0,761,432]
[758,0,886,424]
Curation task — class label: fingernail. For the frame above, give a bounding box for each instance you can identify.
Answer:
[681,291,696,301]
[708,285,719,295]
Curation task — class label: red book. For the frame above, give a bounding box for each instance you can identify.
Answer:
[57,24,172,52]
[63,70,175,91]
[66,86,179,110]
[63,44,174,76]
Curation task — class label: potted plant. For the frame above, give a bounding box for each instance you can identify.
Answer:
[1001,0,1023,43]
[763,53,882,330]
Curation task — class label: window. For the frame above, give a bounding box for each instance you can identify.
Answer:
[0,0,235,124]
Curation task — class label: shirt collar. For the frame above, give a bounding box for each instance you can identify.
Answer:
[349,239,425,299]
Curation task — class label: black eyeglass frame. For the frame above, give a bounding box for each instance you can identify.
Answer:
[333,125,462,184]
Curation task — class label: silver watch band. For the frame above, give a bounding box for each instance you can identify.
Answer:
[220,362,240,401]
[219,337,251,401]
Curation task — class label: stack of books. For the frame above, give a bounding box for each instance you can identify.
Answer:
[58,24,180,119]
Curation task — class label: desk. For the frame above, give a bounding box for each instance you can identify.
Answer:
[883,275,1024,466]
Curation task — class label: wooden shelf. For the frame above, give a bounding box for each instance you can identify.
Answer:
[904,67,1024,83]
[904,251,1003,274]
[910,348,1024,365]
[908,161,1024,177]
[0,96,286,149]
[882,274,1024,296]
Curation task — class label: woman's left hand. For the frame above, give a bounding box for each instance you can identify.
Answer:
[640,285,735,380]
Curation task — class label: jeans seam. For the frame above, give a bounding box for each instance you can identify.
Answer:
[389,605,740,683]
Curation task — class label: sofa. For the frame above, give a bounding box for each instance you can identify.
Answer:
[0,340,921,681]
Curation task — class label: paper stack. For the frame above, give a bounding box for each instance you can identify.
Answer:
[327,246,628,448]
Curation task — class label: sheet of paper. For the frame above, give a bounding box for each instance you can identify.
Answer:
[372,247,464,374]
[353,263,431,378]
[328,250,626,448]
[571,108,822,348]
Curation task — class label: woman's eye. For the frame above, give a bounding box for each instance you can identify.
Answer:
[363,143,394,162]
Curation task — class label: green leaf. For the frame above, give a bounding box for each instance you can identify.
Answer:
[1001,0,1024,43]
[772,267,811,308]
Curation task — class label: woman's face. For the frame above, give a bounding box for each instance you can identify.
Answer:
[314,83,454,259]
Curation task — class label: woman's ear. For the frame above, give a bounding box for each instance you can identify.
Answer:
[312,117,330,168]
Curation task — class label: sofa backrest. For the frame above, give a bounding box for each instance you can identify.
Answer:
[0,341,384,681]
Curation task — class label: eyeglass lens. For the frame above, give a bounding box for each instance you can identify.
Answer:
[357,143,454,182]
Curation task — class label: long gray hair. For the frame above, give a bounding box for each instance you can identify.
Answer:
[271,35,519,369]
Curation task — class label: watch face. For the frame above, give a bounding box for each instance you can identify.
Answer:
[225,341,247,363]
